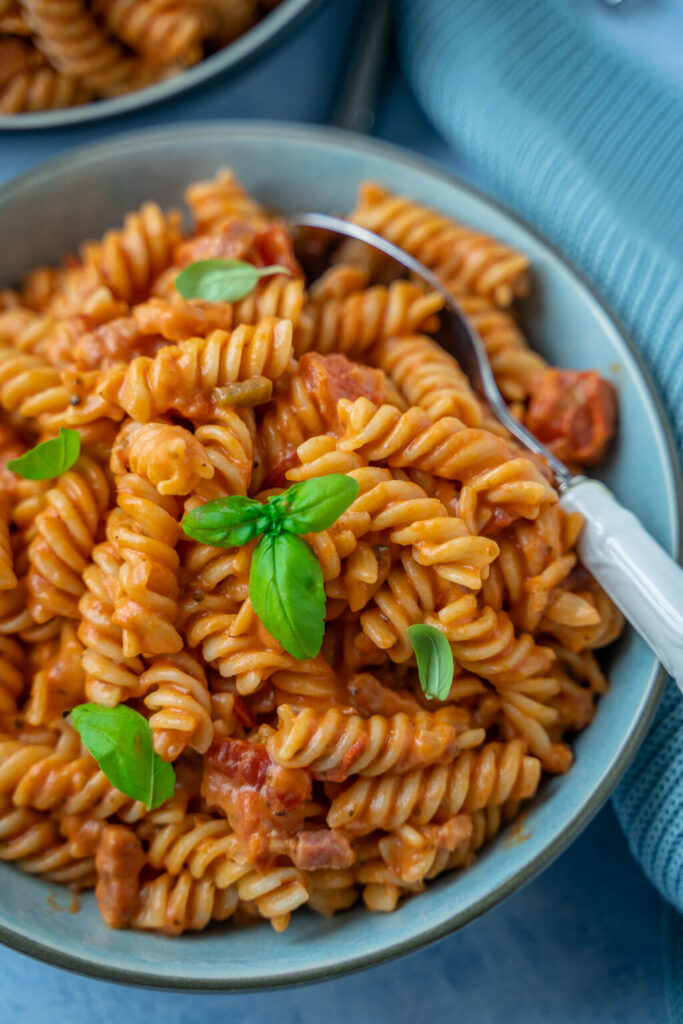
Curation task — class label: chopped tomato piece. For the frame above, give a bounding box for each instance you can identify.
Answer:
[300,352,386,428]
[526,369,617,466]
[175,220,256,267]
[252,224,301,276]
[202,738,313,856]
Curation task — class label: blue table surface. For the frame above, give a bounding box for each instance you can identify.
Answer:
[0,1,680,1020]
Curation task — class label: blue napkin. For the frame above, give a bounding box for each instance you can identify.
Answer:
[397,0,683,932]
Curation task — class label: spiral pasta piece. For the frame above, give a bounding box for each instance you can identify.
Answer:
[130,869,239,934]
[78,530,144,707]
[377,814,474,884]
[8,726,149,825]
[307,866,359,916]
[185,167,268,233]
[267,703,484,782]
[233,865,309,932]
[458,296,546,403]
[372,333,484,427]
[0,62,90,113]
[81,202,183,303]
[182,592,329,696]
[93,0,207,65]
[190,415,254,500]
[0,637,24,720]
[142,651,213,761]
[113,421,214,497]
[432,592,555,682]
[315,464,499,589]
[349,183,530,307]
[336,397,556,524]
[143,813,237,879]
[0,495,16,591]
[296,281,444,358]
[23,619,85,726]
[327,739,540,833]
[22,0,148,96]
[27,456,111,623]
[0,346,123,434]
[98,318,293,421]
[0,795,96,886]
[111,472,182,658]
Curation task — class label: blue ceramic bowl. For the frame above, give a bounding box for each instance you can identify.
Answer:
[0,0,323,131]
[0,123,679,989]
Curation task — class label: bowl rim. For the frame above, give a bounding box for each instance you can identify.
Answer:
[0,0,325,132]
[0,120,679,990]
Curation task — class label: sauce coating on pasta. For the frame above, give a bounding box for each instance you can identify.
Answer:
[0,171,621,934]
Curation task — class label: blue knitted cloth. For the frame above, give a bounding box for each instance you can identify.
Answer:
[397,0,683,916]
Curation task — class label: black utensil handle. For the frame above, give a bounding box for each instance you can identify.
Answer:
[330,0,393,134]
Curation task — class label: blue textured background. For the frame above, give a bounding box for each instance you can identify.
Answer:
[0,0,679,1019]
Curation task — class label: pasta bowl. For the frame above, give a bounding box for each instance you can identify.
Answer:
[0,122,679,989]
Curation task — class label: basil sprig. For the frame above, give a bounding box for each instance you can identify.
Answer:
[182,475,359,659]
[7,427,81,481]
[250,532,325,660]
[175,259,291,303]
[408,624,454,701]
[70,703,175,810]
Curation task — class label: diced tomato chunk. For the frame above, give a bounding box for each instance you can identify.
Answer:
[300,351,386,428]
[202,738,313,854]
[252,224,301,276]
[175,220,256,267]
[526,369,617,466]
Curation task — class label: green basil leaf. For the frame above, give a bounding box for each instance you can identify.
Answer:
[408,624,454,702]
[268,475,359,534]
[175,259,291,303]
[70,703,175,810]
[7,427,81,481]
[249,532,325,660]
[182,496,270,548]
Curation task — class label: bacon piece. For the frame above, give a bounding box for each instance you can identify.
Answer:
[252,224,301,277]
[300,351,386,428]
[175,219,256,267]
[133,298,235,342]
[73,316,167,370]
[291,829,355,870]
[525,369,617,466]
[202,737,313,860]
[95,825,144,929]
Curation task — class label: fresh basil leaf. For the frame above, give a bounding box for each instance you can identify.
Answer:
[7,427,81,481]
[268,475,359,534]
[408,624,454,702]
[70,703,175,810]
[182,496,270,548]
[249,532,325,660]
[175,260,291,303]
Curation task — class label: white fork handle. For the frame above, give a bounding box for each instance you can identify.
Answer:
[560,478,683,691]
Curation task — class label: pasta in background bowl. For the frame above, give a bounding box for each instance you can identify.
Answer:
[0,0,323,128]
[0,123,678,989]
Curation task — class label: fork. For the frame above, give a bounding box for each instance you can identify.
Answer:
[289,212,683,689]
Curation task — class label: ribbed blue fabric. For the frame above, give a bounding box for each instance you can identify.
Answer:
[397,0,683,918]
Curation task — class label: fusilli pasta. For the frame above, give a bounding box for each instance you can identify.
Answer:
[0,169,621,935]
